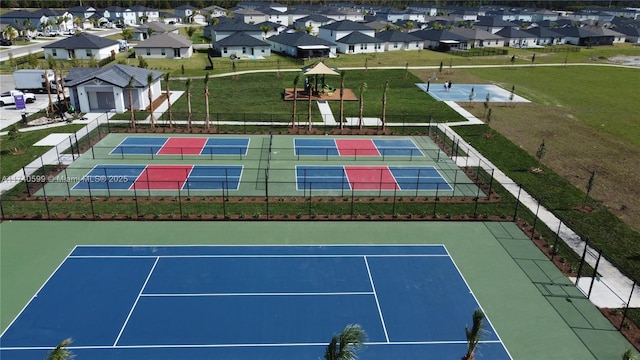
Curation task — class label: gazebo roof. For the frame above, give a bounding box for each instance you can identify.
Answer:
[302,61,339,76]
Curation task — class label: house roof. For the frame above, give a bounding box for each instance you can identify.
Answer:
[298,14,333,23]
[137,32,193,48]
[551,26,603,38]
[374,29,422,42]
[321,20,371,31]
[411,29,468,42]
[522,27,563,38]
[267,31,335,47]
[213,18,261,31]
[216,31,269,46]
[475,16,518,27]
[495,27,535,38]
[138,21,177,33]
[43,32,118,49]
[64,64,163,88]
[335,31,382,44]
[449,27,504,40]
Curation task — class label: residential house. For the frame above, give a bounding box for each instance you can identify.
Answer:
[135,32,193,59]
[233,8,268,24]
[522,27,565,45]
[174,4,198,20]
[318,20,375,43]
[211,18,262,44]
[258,6,290,26]
[552,26,614,46]
[256,21,286,39]
[411,29,469,50]
[133,21,178,41]
[448,27,506,48]
[374,29,424,51]
[67,6,96,20]
[202,5,228,19]
[614,26,640,44]
[474,16,517,34]
[583,26,626,44]
[406,4,438,17]
[237,1,287,13]
[215,31,271,58]
[267,31,336,58]
[293,14,334,36]
[335,31,383,54]
[43,32,119,60]
[495,27,538,48]
[159,11,181,25]
[64,64,163,113]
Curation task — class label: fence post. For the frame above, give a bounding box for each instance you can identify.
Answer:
[575,237,589,286]
[621,282,636,330]
[41,182,51,219]
[552,221,562,260]
[587,250,602,298]
[513,185,522,219]
[23,166,31,197]
[487,169,494,201]
[88,180,95,220]
[178,183,183,219]
[530,201,541,240]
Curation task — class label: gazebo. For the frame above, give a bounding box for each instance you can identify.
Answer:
[301,61,340,95]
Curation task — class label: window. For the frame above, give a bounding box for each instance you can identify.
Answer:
[86,49,92,56]
[360,43,365,50]
[223,47,227,54]
[393,42,398,49]
[242,47,246,54]
[52,49,57,56]
[161,48,165,55]
[375,43,381,50]
[174,48,180,57]
[146,48,150,55]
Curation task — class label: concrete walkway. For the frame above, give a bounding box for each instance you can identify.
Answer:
[1,75,637,310]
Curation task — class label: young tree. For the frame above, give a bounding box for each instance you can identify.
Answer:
[291,74,300,128]
[324,324,367,360]
[462,309,485,360]
[185,78,192,131]
[164,73,172,128]
[203,72,211,131]
[381,80,389,131]
[509,85,515,106]
[339,70,346,130]
[468,86,475,104]
[622,348,636,360]
[185,26,196,40]
[535,138,546,169]
[357,82,367,130]
[46,338,73,360]
[260,25,270,39]
[585,170,596,204]
[127,76,136,129]
[45,55,56,115]
[7,124,24,154]
[147,73,155,130]
[307,78,313,131]
[483,93,490,117]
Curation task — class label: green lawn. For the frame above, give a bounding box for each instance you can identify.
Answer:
[0,124,85,177]
[466,65,640,147]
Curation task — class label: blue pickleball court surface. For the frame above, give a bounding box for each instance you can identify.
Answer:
[110,137,250,156]
[0,246,511,360]
[294,138,424,157]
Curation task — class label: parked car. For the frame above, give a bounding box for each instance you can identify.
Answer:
[0,38,13,46]
[0,90,36,106]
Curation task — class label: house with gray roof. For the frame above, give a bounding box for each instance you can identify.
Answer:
[64,64,163,113]
[614,26,640,44]
[335,31,383,54]
[293,14,334,36]
[495,27,538,48]
[318,20,375,42]
[135,32,193,59]
[42,32,119,60]
[267,31,337,58]
[216,31,271,58]
[474,16,518,34]
[448,27,505,48]
[374,29,423,51]
[522,27,565,45]
[551,26,614,46]
[411,29,469,50]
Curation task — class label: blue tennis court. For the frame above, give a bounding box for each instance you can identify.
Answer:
[110,137,250,156]
[71,164,243,191]
[0,245,511,360]
[294,138,424,157]
[296,165,453,191]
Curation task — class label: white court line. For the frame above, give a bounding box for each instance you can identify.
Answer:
[113,257,160,347]
[141,291,373,297]
[364,256,390,343]
[0,339,505,351]
[69,254,450,259]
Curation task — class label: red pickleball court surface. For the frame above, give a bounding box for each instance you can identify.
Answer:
[345,166,399,190]
[132,165,193,190]
[336,140,380,156]
[157,138,208,155]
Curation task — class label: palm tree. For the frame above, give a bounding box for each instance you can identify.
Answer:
[357,82,367,130]
[185,26,196,40]
[46,338,73,360]
[203,72,211,131]
[324,324,366,360]
[291,73,300,128]
[45,55,56,115]
[260,25,270,39]
[147,73,155,130]
[163,73,172,128]
[339,70,346,130]
[3,25,18,42]
[57,64,69,109]
[185,78,192,132]
[127,76,136,129]
[381,80,389,131]
[462,309,485,360]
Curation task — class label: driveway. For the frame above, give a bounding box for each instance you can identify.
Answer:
[0,75,68,130]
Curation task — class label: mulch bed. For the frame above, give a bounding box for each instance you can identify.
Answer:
[283,88,358,101]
